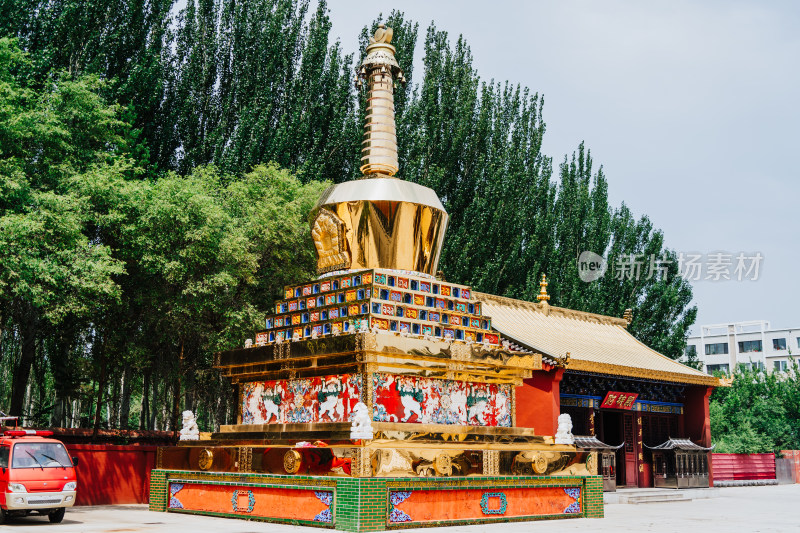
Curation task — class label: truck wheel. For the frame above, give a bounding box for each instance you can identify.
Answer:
[0,507,6,524]
[48,508,65,523]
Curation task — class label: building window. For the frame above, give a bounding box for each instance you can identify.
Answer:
[774,360,788,372]
[706,364,729,375]
[738,362,764,372]
[705,342,729,355]
[773,338,787,350]
[738,340,763,353]
[685,345,697,357]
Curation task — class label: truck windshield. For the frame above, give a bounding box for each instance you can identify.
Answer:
[11,442,72,469]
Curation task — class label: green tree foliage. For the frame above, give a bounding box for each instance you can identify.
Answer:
[0,4,700,430]
[0,38,126,418]
[166,0,358,178]
[74,162,325,430]
[0,0,173,169]
[710,363,800,453]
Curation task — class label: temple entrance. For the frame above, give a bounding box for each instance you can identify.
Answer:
[597,410,632,486]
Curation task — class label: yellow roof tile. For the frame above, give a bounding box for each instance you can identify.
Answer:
[476,292,719,386]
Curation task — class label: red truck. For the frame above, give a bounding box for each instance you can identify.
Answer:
[1,428,78,524]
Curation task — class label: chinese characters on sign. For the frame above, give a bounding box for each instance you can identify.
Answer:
[578,251,764,283]
[600,391,639,410]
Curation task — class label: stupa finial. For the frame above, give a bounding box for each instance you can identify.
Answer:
[356,24,405,177]
[536,274,551,302]
[369,24,393,44]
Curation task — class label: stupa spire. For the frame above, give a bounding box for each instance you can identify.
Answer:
[312,24,447,278]
[356,24,406,177]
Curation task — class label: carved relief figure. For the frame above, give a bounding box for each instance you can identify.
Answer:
[318,380,344,422]
[311,209,351,274]
[371,374,513,427]
[467,393,489,425]
[449,389,468,423]
[259,384,281,424]
[398,382,423,422]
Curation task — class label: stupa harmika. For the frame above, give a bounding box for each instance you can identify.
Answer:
[148,23,719,531]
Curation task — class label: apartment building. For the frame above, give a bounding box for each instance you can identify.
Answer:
[685,320,799,374]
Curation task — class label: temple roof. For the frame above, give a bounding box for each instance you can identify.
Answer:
[475,292,719,386]
[574,435,624,450]
[645,438,714,451]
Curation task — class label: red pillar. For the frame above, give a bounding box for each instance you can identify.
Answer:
[515,368,564,435]
[683,386,713,446]
[682,385,714,485]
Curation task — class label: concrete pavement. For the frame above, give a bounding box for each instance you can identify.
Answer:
[3,484,798,532]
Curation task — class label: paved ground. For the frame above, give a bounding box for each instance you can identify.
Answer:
[3,484,798,532]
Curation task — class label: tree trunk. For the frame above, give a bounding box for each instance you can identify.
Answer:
[109,374,120,428]
[92,335,106,440]
[149,373,159,430]
[51,398,63,428]
[140,370,150,430]
[120,364,133,429]
[10,305,37,420]
[171,340,184,433]
[216,374,229,431]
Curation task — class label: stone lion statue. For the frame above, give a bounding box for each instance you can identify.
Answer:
[179,410,199,441]
[350,402,374,440]
[554,413,574,445]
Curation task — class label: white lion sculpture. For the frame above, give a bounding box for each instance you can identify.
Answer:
[350,402,374,440]
[554,413,575,444]
[179,410,200,441]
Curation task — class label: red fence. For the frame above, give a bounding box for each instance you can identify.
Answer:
[712,453,776,481]
[65,444,157,506]
[781,450,800,482]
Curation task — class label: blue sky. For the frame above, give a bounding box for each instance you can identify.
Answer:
[322,1,799,331]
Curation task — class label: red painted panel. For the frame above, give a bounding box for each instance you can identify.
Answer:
[242,374,362,425]
[712,453,776,481]
[388,486,581,524]
[168,482,332,523]
[372,374,512,426]
[64,444,156,506]
[515,369,564,435]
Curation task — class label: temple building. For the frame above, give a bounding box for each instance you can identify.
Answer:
[148,23,721,531]
[478,292,719,488]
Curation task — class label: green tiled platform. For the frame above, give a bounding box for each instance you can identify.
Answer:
[150,470,603,531]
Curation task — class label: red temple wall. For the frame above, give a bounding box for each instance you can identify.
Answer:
[515,369,564,435]
[65,444,156,505]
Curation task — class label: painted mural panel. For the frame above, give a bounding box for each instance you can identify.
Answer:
[372,374,512,427]
[242,374,362,424]
[388,486,580,524]
[168,482,333,523]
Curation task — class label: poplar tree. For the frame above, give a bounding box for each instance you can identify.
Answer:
[0,3,702,427]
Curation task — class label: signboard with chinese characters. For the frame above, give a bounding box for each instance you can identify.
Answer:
[600,391,638,410]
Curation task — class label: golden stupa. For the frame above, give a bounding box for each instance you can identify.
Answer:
[312,26,448,278]
[148,24,603,532]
